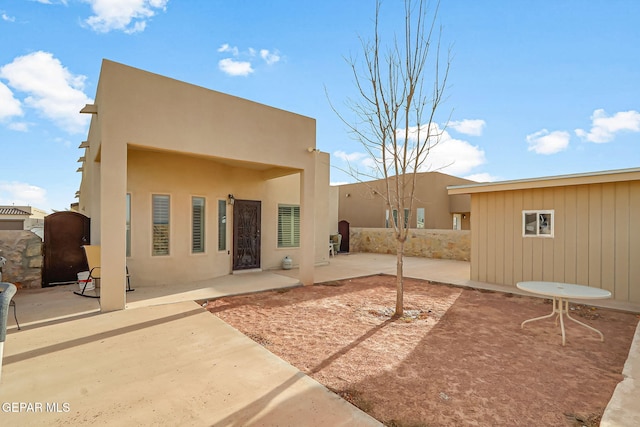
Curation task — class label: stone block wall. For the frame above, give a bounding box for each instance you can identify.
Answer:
[349,228,471,261]
[0,230,43,288]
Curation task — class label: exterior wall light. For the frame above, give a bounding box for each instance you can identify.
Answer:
[228,194,235,205]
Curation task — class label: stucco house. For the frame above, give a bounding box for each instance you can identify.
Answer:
[448,168,640,305]
[0,206,47,234]
[337,172,475,231]
[77,60,330,311]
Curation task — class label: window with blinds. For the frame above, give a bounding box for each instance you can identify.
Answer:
[192,197,205,253]
[218,200,226,251]
[152,194,170,256]
[278,205,300,248]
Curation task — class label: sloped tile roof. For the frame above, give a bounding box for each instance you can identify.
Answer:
[0,207,30,215]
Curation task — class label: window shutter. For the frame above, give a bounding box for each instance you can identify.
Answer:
[278,205,300,248]
[152,195,170,255]
[192,197,205,253]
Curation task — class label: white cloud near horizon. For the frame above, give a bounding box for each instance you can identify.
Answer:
[464,172,499,183]
[0,181,48,207]
[526,129,571,154]
[448,119,486,136]
[83,0,168,34]
[334,124,486,178]
[0,51,93,134]
[575,109,640,143]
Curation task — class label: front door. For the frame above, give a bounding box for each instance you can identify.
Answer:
[233,199,261,270]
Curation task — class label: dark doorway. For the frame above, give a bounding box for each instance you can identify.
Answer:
[43,211,90,287]
[233,200,261,270]
[338,220,350,253]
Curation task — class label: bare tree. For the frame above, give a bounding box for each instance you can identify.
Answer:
[338,0,451,317]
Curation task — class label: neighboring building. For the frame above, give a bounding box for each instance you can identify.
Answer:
[77,60,329,311]
[448,168,640,305]
[0,205,47,237]
[336,172,476,231]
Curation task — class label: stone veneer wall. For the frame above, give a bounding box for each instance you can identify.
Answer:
[0,230,43,288]
[349,228,471,261]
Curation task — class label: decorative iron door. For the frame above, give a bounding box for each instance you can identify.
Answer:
[43,211,90,286]
[233,200,261,270]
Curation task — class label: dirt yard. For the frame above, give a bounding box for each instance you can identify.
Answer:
[204,275,639,426]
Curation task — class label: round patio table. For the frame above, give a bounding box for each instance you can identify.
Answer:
[516,281,611,346]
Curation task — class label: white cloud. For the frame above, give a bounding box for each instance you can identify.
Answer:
[218,58,254,77]
[0,81,23,120]
[83,0,168,34]
[8,122,29,132]
[0,181,48,206]
[260,49,280,65]
[575,109,640,143]
[448,119,486,136]
[217,44,239,56]
[464,172,499,183]
[0,51,93,134]
[526,129,570,154]
[217,44,282,76]
[421,131,486,175]
[334,150,368,163]
[2,13,16,22]
[335,124,486,177]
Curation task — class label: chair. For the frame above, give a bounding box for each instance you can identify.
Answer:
[74,245,134,298]
[0,284,19,330]
[330,234,342,256]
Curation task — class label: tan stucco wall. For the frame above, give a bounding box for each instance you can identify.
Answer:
[77,60,322,310]
[349,228,471,261]
[469,181,640,304]
[337,172,474,230]
[328,185,339,235]
[121,149,329,286]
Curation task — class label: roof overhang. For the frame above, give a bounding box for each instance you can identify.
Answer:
[447,167,640,195]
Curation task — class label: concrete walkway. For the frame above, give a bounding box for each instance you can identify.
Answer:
[1,253,638,426]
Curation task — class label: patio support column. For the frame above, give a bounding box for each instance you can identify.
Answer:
[299,167,315,286]
[99,139,127,312]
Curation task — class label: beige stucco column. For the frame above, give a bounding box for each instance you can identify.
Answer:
[299,166,315,286]
[99,141,127,311]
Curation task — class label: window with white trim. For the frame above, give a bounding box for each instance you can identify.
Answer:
[523,210,554,237]
[278,205,300,248]
[152,194,170,255]
[192,197,205,253]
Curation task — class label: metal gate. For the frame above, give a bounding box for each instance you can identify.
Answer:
[233,200,261,270]
[42,211,90,287]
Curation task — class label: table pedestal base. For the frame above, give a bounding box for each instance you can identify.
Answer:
[520,297,604,346]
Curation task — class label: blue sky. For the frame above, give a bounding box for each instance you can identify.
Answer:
[1,0,639,213]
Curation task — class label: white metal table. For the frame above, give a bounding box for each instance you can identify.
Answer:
[516,281,612,346]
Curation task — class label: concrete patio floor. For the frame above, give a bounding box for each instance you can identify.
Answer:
[1,253,638,426]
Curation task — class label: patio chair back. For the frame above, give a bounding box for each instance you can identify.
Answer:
[83,245,101,280]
